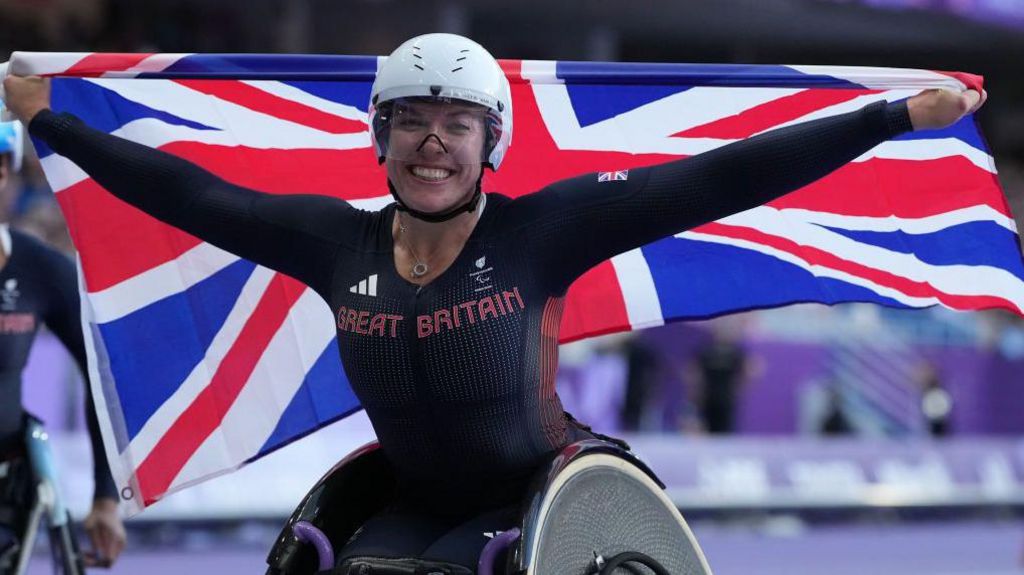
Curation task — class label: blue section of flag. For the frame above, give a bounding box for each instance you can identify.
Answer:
[563,83,686,128]
[38,78,219,159]
[145,54,379,81]
[257,341,360,456]
[285,80,373,113]
[557,61,865,88]
[643,238,908,318]
[99,259,256,440]
[557,60,867,129]
[892,112,988,153]
[819,222,1024,280]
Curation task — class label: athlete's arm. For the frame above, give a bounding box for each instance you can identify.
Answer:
[37,239,129,565]
[36,240,118,501]
[515,100,913,292]
[29,110,357,296]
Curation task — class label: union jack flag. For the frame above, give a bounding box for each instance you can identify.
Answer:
[597,170,629,182]
[6,52,1018,514]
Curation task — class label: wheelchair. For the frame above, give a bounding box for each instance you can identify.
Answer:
[266,439,712,575]
[0,416,86,575]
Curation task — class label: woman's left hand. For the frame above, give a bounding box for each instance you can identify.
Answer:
[83,497,127,567]
[907,88,987,131]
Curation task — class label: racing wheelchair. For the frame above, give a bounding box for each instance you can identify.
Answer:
[265,438,712,575]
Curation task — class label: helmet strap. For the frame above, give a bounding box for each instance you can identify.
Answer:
[388,172,484,223]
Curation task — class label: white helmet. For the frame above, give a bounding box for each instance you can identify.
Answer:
[369,33,512,171]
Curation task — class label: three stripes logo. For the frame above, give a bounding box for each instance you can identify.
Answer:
[349,274,378,297]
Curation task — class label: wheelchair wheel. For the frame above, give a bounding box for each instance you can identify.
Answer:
[524,453,711,575]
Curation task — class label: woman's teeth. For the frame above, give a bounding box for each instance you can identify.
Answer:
[411,166,453,181]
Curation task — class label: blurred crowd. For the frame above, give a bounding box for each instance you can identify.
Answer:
[557,304,1024,439]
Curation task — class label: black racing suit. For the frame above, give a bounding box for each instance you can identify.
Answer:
[29,100,913,568]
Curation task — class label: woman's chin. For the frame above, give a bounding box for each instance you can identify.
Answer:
[399,185,471,215]
[400,194,455,214]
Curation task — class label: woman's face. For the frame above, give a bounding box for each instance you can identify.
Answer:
[385,99,486,215]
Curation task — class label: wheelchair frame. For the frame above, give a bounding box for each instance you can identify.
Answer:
[2,417,85,575]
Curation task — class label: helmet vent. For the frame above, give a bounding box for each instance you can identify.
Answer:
[451,67,463,73]
[414,64,424,70]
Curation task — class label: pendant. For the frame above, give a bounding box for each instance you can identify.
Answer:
[411,262,429,278]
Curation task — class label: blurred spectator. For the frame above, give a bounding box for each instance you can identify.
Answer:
[620,333,657,431]
[14,196,74,255]
[688,320,754,434]
[819,384,854,436]
[0,0,105,52]
[557,334,627,435]
[917,363,953,437]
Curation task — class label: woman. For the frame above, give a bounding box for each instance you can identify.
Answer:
[4,33,984,573]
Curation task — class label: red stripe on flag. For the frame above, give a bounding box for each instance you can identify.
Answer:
[499,59,525,83]
[768,157,1007,219]
[560,261,631,343]
[63,53,156,77]
[160,142,387,198]
[134,274,307,505]
[934,71,984,93]
[56,179,203,293]
[673,89,880,140]
[174,79,366,134]
[702,222,1023,315]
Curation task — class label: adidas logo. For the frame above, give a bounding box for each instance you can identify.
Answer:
[349,274,378,297]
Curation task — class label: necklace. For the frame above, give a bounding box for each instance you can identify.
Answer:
[397,194,487,279]
[398,214,433,278]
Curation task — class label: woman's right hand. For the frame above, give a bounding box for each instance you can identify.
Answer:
[2,75,51,124]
